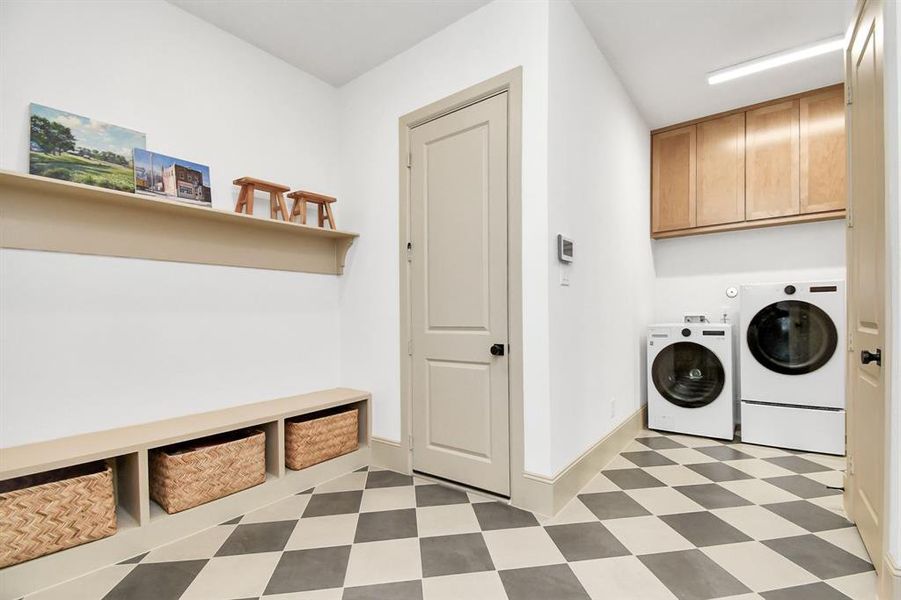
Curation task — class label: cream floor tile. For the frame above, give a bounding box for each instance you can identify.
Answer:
[482,527,565,570]
[815,527,873,562]
[241,494,310,524]
[638,429,665,437]
[601,516,693,555]
[711,506,808,540]
[416,504,481,537]
[360,485,415,513]
[264,589,344,600]
[624,440,651,452]
[285,513,359,550]
[606,455,639,469]
[536,497,598,526]
[467,492,497,504]
[655,447,719,465]
[799,453,846,470]
[422,571,507,600]
[314,471,367,493]
[729,443,790,459]
[728,459,796,479]
[718,479,799,505]
[143,525,235,562]
[626,486,705,515]
[642,465,712,487]
[579,472,620,493]
[808,493,847,516]
[570,555,677,600]
[344,538,421,587]
[702,541,819,592]
[826,570,879,599]
[666,434,724,448]
[803,470,844,488]
[26,565,135,600]
[180,552,281,600]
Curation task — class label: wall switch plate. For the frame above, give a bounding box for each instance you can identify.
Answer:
[560,271,570,286]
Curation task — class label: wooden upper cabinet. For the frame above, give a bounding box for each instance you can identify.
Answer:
[651,125,696,233]
[800,88,847,214]
[746,99,800,221]
[697,113,745,226]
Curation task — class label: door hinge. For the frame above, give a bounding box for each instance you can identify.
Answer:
[848,332,854,353]
[406,241,413,262]
[407,339,413,356]
[406,152,412,169]
[408,433,413,447]
[846,84,853,105]
[848,456,855,475]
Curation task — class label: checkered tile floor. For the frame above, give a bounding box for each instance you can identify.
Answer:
[27,430,877,600]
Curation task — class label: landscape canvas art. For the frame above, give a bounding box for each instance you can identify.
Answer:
[133,148,212,206]
[29,103,146,192]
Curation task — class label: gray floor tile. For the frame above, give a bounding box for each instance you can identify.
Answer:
[544,522,630,561]
[472,502,540,530]
[298,487,314,495]
[685,462,753,482]
[765,456,831,474]
[103,560,207,600]
[215,520,296,556]
[763,534,873,579]
[499,564,590,600]
[420,532,495,577]
[763,501,853,532]
[355,508,418,543]
[117,552,148,565]
[659,512,751,547]
[636,436,685,450]
[264,546,352,594]
[303,490,364,518]
[761,581,852,600]
[578,491,650,520]
[763,475,842,499]
[674,484,753,509]
[355,466,370,473]
[220,516,243,525]
[415,484,470,507]
[695,446,754,461]
[602,468,666,490]
[638,549,750,600]
[343,579,423,600]
[367,470,414,489]
[622,451,677,467]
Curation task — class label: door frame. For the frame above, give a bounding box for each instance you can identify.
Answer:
[397,68,523,500]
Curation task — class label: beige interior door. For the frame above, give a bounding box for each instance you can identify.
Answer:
[845,0,886,572]
[651,125,696,233]
[409,92,510,496]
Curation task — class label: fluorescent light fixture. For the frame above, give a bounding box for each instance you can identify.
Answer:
[708,35,844,85]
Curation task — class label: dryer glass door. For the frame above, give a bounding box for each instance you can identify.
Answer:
[652,342,726,408]
[746,300,838,375]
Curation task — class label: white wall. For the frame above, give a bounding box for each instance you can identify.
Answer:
[336,0,554,474]
[0,0,343,446]
[545,0,655,475]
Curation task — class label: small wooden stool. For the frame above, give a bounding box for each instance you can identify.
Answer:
[287,190,337,229]
[233,177,290,221]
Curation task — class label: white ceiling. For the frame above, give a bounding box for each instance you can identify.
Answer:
[168,0,489,86]
[572,0,854,129]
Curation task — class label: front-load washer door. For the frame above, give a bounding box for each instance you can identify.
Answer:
[746,300,838,375]
[652,342,726,408]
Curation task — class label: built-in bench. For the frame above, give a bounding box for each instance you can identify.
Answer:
[0,387,370,600]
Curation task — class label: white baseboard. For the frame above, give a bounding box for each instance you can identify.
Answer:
[515,406,646,516]
[883,554,901,600]
[370,436,410,473]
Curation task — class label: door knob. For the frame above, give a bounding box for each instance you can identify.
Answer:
[490,343,505,357]
[861,348,882,366]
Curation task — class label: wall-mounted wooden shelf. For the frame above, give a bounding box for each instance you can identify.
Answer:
[0,387,371,600]
[0,171,358,275]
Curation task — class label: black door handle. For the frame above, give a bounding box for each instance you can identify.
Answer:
[861,348,882,366]
[490,343,505,357]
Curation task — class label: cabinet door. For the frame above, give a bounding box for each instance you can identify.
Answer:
[652,125,696,233]
[697,113,745,226]
[800,87,846,214]
[746,100,800,220]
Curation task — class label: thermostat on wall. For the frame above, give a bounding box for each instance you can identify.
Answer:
[557,234,573,263]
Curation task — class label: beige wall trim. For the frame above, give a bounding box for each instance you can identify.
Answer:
[370,437,411,473]
[398,68,525,502]
[0,170,358,275]
[882,553,901,600]
[516,407,647,516]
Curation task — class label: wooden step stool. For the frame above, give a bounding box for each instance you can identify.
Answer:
[287,190,337,229]
[233,177,290,221]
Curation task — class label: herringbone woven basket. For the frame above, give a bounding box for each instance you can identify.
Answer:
[150,429,266,514]
[0,462,116,568]
[286,408,359,470]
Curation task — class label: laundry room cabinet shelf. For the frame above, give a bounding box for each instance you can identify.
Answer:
[0,170,358,275]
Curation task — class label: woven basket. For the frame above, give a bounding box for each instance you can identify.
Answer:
[0,462,116,568]
[150,428,266,514]
[286,408,359,470]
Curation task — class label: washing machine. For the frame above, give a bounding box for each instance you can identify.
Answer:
[740,281,846,454]
[647,323,734,440]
